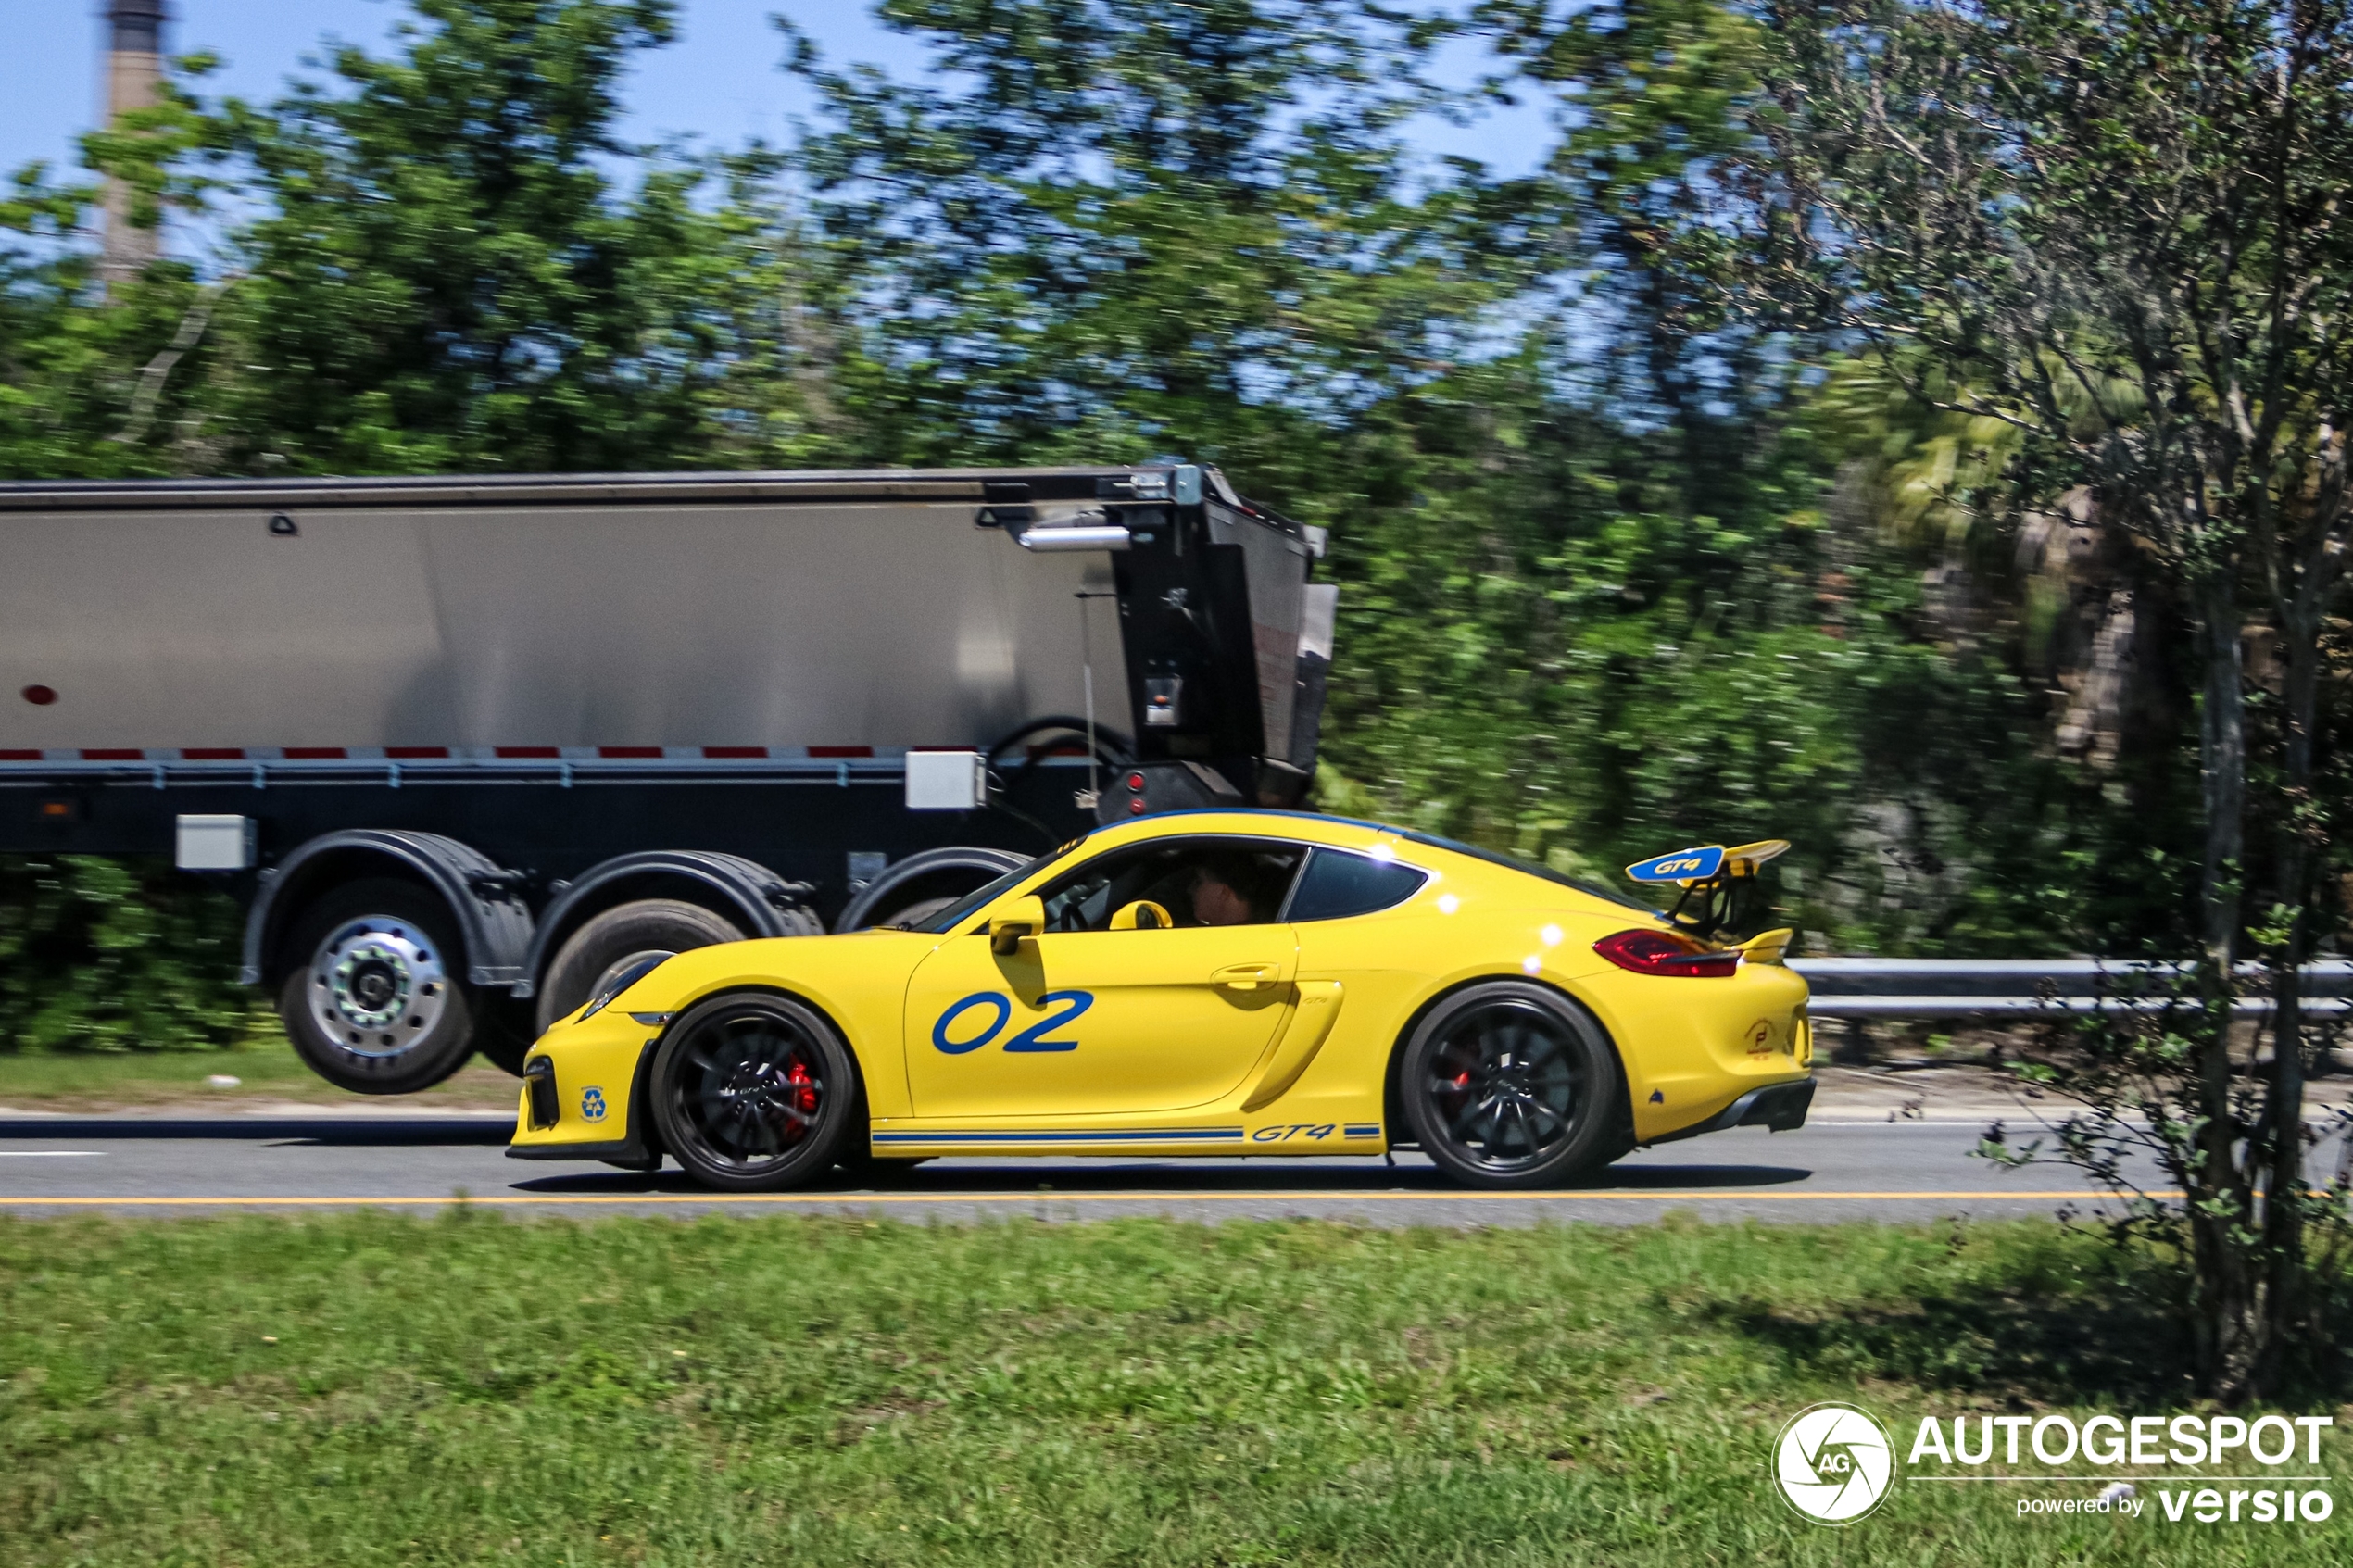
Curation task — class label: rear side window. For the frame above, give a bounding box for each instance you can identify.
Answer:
[1283,847,1428,922]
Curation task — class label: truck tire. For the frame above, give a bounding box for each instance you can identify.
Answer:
[836,846,1029,933]
[277,878,481,1095]
[469,997,538,1078]
[866,894,959,930]
[535,899,746,1034]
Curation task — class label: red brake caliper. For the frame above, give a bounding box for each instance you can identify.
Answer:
[787,1060,818,1115]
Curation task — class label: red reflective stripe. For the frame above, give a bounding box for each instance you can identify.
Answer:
[283,747,346,759]
[182,747,245,760]
[82,748,142,760]
[702,746,767,759]
[494,746,560,758]
[807,745,874,758]
[598,746,662,759]
[384,746,448,759]
[0,749,41,761]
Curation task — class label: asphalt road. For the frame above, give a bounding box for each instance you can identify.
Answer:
[0,1115,2225,1225]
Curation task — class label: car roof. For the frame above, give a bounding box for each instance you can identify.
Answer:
[1081,809,1654,914]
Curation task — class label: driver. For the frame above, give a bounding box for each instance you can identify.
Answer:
[1190,866,1255,927]
[1188,853,1289,926]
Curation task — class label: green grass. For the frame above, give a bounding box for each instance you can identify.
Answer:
[2,1214,2343,1565]
[0,1036,520,1110]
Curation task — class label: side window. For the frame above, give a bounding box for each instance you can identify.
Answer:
[1283,847,1428,922]
[1037,838,1305,931]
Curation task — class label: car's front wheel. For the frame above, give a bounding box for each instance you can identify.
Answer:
[648,992,858,1191]
[1399,981,1625,1188]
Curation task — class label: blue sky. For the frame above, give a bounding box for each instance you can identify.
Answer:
[3,2,1551,208]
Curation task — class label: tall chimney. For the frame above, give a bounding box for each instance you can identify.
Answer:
[97,0,169,295]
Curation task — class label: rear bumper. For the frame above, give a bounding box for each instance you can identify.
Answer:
[1647,1077,1814,1146]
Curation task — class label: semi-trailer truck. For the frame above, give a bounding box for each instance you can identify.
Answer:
[0,461,1335,1093]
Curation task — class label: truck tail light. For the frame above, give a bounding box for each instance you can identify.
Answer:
[1592,929,1740,978]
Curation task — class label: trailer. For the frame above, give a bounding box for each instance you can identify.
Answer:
[0,462,1336,1092]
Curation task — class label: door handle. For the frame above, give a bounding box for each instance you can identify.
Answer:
[1212,963,1281,991]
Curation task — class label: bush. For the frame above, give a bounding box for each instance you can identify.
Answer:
[0,856,258,1052]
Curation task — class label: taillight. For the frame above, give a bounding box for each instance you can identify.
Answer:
[1592,929,1740,977]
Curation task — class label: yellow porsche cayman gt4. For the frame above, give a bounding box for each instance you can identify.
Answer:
[508,811,1814,1190]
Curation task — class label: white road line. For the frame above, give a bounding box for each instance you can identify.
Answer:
[0,1150,106,1158]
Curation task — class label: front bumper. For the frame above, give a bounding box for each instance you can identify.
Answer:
[506,1027,663,1170]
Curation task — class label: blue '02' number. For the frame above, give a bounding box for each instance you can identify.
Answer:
[1005,991,1091,1052]
[932,992,1012,1055]
[931,990,1093,1054]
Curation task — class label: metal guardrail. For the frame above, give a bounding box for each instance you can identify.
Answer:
[1788,959,2353,1020]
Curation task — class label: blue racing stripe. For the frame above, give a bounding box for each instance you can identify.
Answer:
[1343,1123,1382,1137]
[873,1127,1247,1146]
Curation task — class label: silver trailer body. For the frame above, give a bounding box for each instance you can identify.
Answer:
[0,463,1333,1098]
[0,472,1132,754]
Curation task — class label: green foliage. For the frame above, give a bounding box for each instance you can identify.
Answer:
[0,0,2222,1048]
[7,1213,2336,1564]
[0,858,258,1054]
[1750,0,2353,1399]
[183,0,814,473]
[784,0,1527,469]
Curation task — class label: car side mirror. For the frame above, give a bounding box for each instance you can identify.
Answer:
[1109,899,1172,931]
[989,895,1047,955]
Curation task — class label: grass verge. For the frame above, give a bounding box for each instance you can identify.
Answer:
[2,1214,2345,1565]
[0,1035,520,1111]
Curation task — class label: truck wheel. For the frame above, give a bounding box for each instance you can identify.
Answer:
[469,997,537,1077]
[867,894,957,930]
[648,992,858,1191]
[277,879,480,1095]
[535,899,745,1034]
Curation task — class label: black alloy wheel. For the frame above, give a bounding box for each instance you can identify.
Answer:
[649,993,857,1191]
[1399,981,1625,1188]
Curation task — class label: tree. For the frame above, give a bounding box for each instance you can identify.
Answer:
[109,0,826,475]
[782,0,1518,477]
[1755,0,2353,1397]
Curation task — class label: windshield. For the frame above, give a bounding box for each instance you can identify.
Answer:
[1395,831,1654,912]
[900,843,1084,934]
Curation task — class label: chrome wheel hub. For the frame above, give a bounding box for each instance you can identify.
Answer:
[311,919,448,1056]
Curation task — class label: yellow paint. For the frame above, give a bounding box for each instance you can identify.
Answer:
[510,810,1814,1173]
[1241,980,1344,1111]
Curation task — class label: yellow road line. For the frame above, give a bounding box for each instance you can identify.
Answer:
[0,1188,2173,1208]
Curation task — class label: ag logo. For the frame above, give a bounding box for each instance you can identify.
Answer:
[1773,1402,1893,1524]
[579,1086,608,1123]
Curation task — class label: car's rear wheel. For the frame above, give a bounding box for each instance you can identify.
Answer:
[1399,981,1624,1189]
[648,992,857,1191]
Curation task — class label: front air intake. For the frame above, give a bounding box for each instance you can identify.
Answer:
[523,1056,560,1129]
